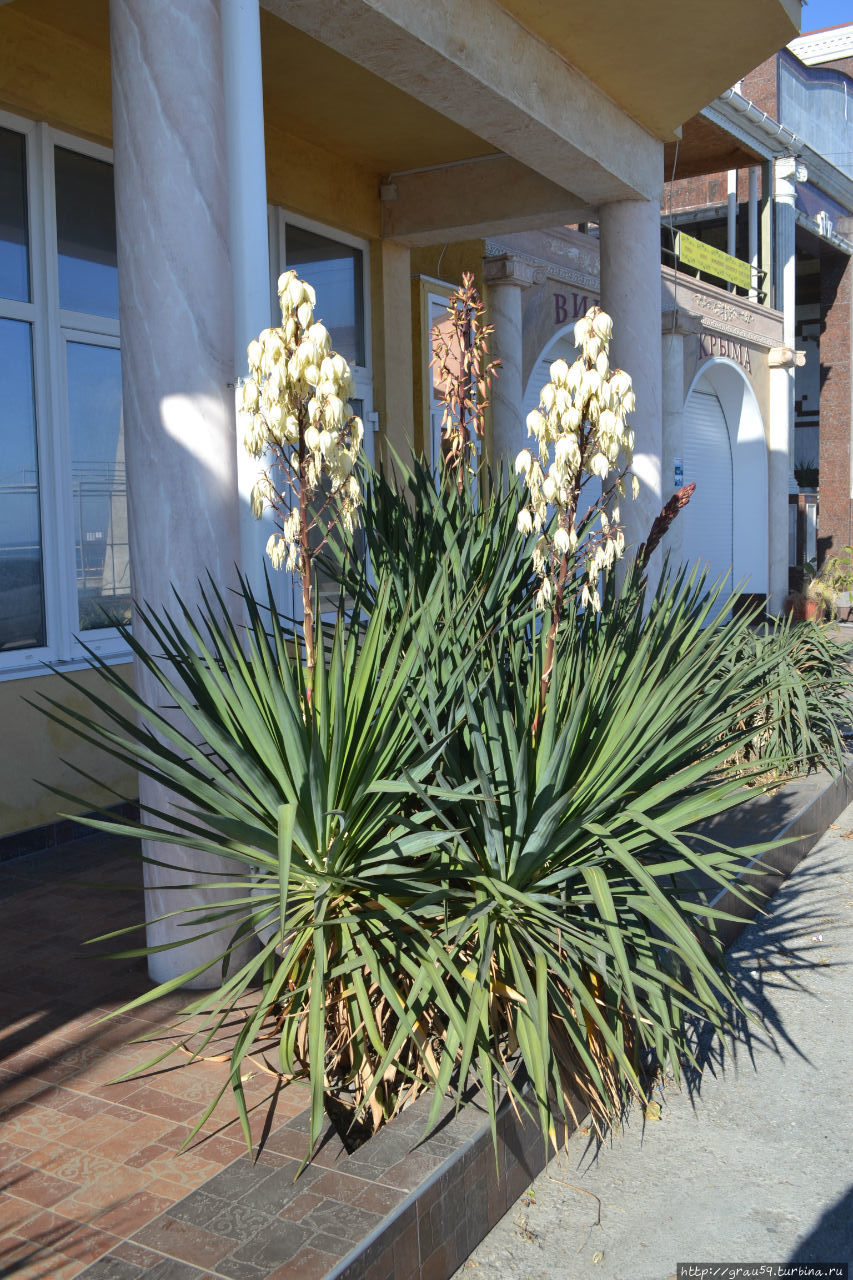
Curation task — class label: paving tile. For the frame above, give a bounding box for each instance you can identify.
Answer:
[73,1254,146,1280]
[233,1159,324,1214]
[300,1231,352,1260]
[4,1164,82,1208]
[90,1115,174,1163]
[12,1206,81,1248]
[0,1137,35,1167]
[276,1189,325,1222]
[218,1217,313,1271]
[266,1245,345,1279]
[301,1198,383,1244]
[60,1113,136,1152]
[36,1147,117,1186]
[179,1132,247,1167]
[351,1179,407,1216]
[189,1156,276,1203]
[131,1214,236,1268]
[92,1190,175,1238]
[59,1164,150,1214]
[109,1239,168,1268]
[105,1088,201,1126]
[379,1148,445,1191]
[8,1138,75,1174]
[205,1256,271,1280]
[308,1167,373,1204]
[1,1105,82,1147]
[136,1261,208,1280]
[134,1148,221,1189]
[202,1198,276,1243]
[163,1188,227,1229]
[0,1190,40,1234]
[124,1142,171,1170]
[57,1093,115,1121]
[53,1223,123,1267]
[139,1177,206,1206]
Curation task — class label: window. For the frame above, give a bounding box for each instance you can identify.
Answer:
[267,211,374,614]
[0,115,128,676]
[270,210,374,463]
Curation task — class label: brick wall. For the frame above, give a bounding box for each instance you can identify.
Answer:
[818,248,853,558]
[741,54,779,118]
[665,168,764,215]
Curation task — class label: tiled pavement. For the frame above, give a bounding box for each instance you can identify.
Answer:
[0,835,423,1280]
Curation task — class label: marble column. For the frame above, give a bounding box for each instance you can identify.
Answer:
[373,240,414,465]
[111,0,244,985]
[222,0,274,606]
[660,310,699,568]
[775,157,806,495]
[599,199,663,574]
[483,254,536,475]
[768,347,799,613]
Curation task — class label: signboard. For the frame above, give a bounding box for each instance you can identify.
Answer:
[676,231,751,291]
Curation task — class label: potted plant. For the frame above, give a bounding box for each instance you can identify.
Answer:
[819,545,853,621]
[793,459,819,491]
[784,558,836,622]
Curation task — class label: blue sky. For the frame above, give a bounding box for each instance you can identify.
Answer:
[800,0,853,33]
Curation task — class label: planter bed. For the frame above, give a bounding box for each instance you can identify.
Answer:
[76,755,853,1280]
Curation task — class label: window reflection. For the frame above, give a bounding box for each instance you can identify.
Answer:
[66,342,130,630]
[0,319,45,651]
[0,127,30,304]
[55,147,119,319]
[285,225,364,367]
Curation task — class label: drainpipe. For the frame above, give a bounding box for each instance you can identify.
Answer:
[748,168,759,301]
[727,169,738,293]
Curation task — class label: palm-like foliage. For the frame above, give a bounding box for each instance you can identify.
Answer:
[322,454,538,633]
[423,566,786,1143]
[38,449,851,1166]
[38,577,484,1159]
[724,615,852,777]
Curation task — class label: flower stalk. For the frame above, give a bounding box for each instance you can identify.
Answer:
[431,272,500,490]
[242,271,364,701]
[515,305,638,726]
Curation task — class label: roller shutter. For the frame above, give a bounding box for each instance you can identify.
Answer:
[682,386,733,600]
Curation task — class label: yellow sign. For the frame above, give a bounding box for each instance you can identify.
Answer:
[676,232,752,291]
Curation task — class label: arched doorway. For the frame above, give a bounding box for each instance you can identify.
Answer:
[682,383,733,596]
[681,359,769,602]
[522,328,579,433]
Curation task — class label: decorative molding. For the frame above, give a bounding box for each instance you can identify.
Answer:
[483,254,542,288]
[700,317,776,349]
[768,346,807,368]
[542,236,599,275]
[483,242,599,291]
[691,292,754,327]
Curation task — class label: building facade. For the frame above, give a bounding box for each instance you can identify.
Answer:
[0,0,799,972]
[664,24,853,576]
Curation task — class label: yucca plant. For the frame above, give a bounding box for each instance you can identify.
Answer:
[37,574,489,1160]
[420,564,790,1145]
[38,275,848,1170]
[724,614,852,778]
[322,453,537,636]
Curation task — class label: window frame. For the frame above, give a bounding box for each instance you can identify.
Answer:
[0,111,129,680]
[270,208,376,462]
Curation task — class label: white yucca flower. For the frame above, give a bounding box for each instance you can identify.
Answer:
[514,303,638,614]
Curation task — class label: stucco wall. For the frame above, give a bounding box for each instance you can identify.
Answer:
[0,665,137,839]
